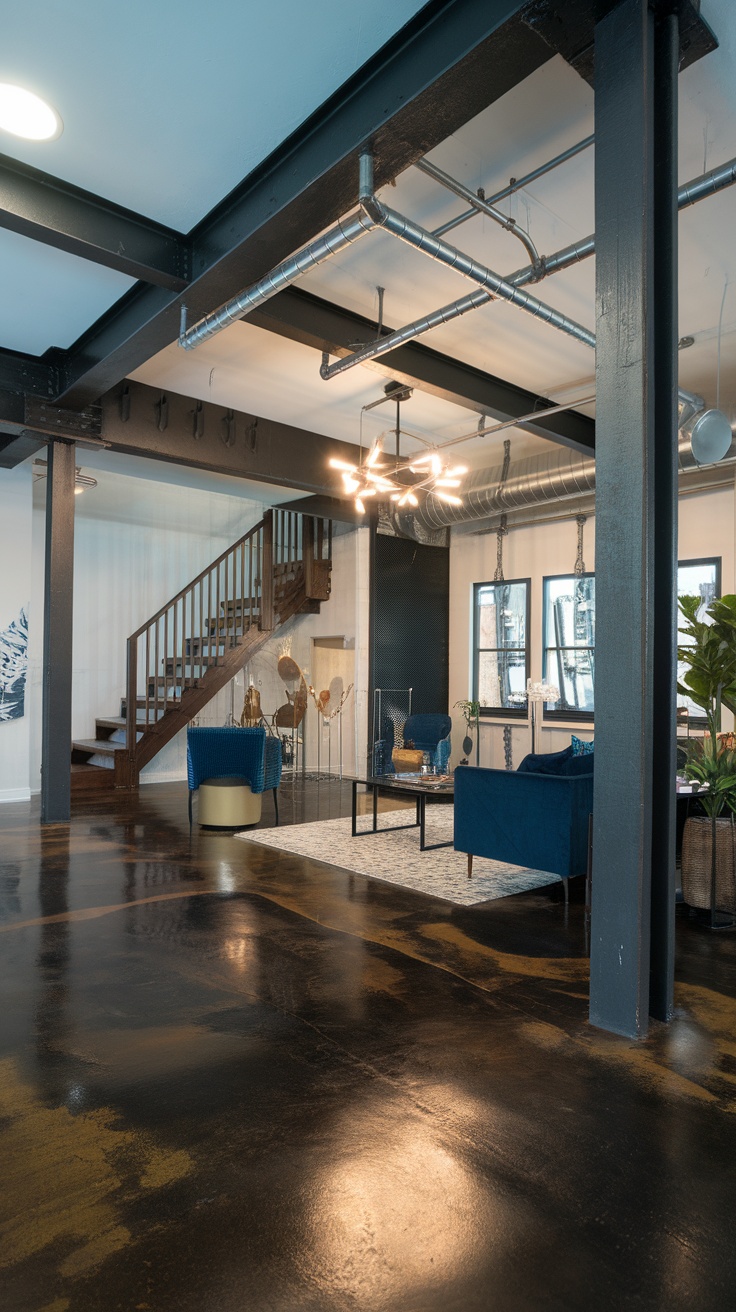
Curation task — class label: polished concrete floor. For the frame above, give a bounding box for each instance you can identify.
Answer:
[1,778,735,1311]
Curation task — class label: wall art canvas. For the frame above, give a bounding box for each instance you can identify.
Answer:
[0,608,28,722]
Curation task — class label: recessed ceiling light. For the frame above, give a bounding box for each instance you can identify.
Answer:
[0,83,62,141]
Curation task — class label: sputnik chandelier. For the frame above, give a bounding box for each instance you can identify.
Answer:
[328,382,467,515]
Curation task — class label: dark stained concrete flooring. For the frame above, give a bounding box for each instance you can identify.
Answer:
[0,779,735,1311]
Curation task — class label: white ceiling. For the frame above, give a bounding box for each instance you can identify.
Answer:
[5,0,736,486]
[32,449,300,533]
[0,228,135,354]
[0,0,427,228]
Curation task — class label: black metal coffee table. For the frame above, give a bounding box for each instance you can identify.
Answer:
[350,774,454,852]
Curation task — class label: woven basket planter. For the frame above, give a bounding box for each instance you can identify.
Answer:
[681,815,736,912]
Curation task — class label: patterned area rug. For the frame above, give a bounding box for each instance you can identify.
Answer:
[234,805,561,907]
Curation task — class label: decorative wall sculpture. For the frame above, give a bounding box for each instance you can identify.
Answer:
[0,608,28,722]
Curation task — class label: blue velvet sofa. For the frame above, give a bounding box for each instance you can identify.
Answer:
[454,745,594,885]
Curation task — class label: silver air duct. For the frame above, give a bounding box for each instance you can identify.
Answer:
[179,208,376,350]
[321,153,724,416]
[409,429,736,533]
[681,408,733,465]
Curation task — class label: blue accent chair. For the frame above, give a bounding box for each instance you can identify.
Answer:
[374,712,452,775]
[186,726,282,827]
[453,756,594,897]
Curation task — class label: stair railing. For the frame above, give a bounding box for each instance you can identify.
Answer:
[125,509,333,764]
[125,514,272,754]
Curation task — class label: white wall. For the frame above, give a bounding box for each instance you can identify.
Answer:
[0,465,32,801]
[27,470,270,790]
[448,481,736,770]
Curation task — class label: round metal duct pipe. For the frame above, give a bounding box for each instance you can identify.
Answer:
[409,424,736,532]
[682,409,733,465]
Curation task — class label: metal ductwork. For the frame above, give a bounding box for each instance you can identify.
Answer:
[357,156,598,351]
[407,430,736,533]
[179,208,376,350]
[321,151,733,413]
[180,146,736,411]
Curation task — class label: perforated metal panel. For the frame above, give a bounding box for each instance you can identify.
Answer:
[370,531,449,755]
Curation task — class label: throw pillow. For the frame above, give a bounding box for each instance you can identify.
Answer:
[571,734,594,756]
[517,746,573,774]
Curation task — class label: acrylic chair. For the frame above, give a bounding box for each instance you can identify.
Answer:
[374,712,452,775]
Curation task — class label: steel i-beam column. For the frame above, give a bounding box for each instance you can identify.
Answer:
[590,0,679,1036]
[649,8,679,1023]
[41,441,76,823]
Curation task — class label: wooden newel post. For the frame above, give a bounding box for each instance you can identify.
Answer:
[303,515,315,598]
[126,635,137,786]
[261,510,274,630]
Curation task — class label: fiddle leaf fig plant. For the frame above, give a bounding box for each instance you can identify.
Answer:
[678,594,736,922]
[677,594,736,745]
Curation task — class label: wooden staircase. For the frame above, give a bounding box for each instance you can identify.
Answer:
[71,510,332,793]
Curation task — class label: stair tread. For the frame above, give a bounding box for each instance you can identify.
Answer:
[72,738,128,754]
[102,535,331,780]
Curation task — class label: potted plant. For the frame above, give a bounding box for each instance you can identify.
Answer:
[454,699,480,764]
[678,594,736,926]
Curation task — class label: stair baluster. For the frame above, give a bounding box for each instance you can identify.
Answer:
[75,510,331,792]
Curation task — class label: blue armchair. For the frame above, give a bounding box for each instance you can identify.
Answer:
[454,754,593,896]
[374,712,452,775]
[186,726,282,827]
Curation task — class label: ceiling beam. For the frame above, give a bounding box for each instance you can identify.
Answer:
[0,386,104,466]
[0,152,189,291]
[99,381,362,496]
[51,0,558,407]
[0,431,49,469]
[0,0,715,413]
[0,348,58,399]
[249,287,597,454]
[0,377,360,494]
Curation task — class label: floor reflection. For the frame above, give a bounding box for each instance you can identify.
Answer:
[34,829,71,1104]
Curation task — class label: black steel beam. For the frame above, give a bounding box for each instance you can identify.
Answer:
[0,0,714,419]
[649,7,679,1024]
[277,493,366,524]
[523,0,715,85]
[0,152,189,290]
[589,0,679,1038]
[0,348,57,399]
[0,431,47,468]
[0,386,104,465]
[250,287,597,454]
[41,441,76,824]
[53,0,558,407]
[100,381,363,496]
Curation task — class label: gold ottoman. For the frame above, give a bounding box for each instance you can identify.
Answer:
[197,776,262,828]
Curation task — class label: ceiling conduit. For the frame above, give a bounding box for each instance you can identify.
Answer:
[321,151,736,411]
[414,156,542,269]
[432,133,596,238]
